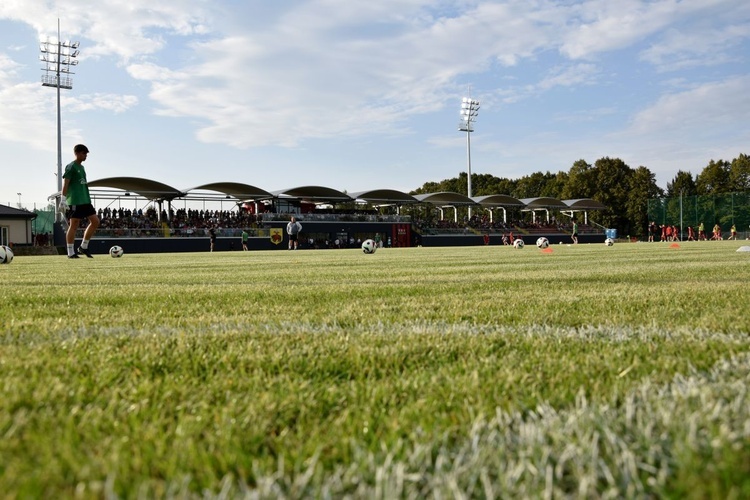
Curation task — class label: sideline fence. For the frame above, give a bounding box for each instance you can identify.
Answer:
[647,192,750,239]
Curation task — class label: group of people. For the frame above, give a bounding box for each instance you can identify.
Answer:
[648,221,739,242]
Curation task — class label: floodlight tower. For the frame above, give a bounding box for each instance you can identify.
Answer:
[459,96,479,218]
[40,19,79,221]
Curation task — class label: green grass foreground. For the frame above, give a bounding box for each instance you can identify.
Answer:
[1,242,749,498]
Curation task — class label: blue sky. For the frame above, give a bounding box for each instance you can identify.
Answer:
[1,0,749,209]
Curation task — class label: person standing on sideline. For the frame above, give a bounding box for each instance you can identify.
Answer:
[571,220,578,244]
[286,216,302,250]
[241,229,249,250]
[60,144,99,258]
[209,226,217,252]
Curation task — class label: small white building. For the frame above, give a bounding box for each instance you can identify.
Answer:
[0,204,36,246]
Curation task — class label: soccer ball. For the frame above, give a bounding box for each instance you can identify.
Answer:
[605,238,614,246]
[536,237,549,249]
[513,239,525,249]
[109,245,124,258]
[0,245,13,264]
[361,239,377,254]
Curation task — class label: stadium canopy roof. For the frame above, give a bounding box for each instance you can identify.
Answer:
[349,189,418,205]
[472,194,524,207]
[185,182,274,201]
[413,192,475,205]
[563,198,607,210]
[272,186,353,204]
[87,177,183,201]
[518,197,569,209]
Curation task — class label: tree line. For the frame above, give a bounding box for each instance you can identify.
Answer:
[408,154,750,237]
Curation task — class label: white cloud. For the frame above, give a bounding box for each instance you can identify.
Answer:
[627,76,750,135]
[117,0,571,149]
[2,0,750,205]
[66,94,139,114]
[640,23,750,71]
[0,0,213,60]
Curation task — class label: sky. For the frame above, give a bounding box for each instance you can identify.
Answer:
[1,0,749,210]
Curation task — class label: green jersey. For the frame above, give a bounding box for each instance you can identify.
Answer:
[62,161,91,205]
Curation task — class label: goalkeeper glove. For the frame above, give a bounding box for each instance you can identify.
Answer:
[59,196,68,210]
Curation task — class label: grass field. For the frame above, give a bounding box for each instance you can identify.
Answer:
[1,241,749,498]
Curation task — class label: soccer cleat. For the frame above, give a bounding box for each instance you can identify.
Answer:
[68,254,80,259]
[77,247,94,258]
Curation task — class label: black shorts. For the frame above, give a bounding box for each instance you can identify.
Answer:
[289,233,299,242]
[69,203,96,219]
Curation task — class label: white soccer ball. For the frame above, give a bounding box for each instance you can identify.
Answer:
[605,238,614,246]
[536,237,549,249]
[361,239,377,254]
[0,245,12,264]
[109,245,125,258]
[513,239,525,249]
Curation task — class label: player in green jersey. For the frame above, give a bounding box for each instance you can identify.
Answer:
[60,144,100,258]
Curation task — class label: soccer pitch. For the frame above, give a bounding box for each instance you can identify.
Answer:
[1,242,749,497]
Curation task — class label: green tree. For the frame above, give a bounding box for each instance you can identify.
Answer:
[590,157,633,233]
[666,170,696,197]
[728,153,750,191]
[560,159,596,199]
[627,166,664,238]
[545,171,569,199]
[513,172,558,199]
[696,159,730,194]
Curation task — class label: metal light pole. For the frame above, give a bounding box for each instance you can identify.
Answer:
[459,97,479,218]
[679,188,683,241]
[17,193,22,209]
[40,20,79,226]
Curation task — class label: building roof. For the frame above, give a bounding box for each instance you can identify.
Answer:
[272,186,353,203]
[186,182,274,201]
[349,189,418,205]
[518,197,570,209]
[0,204,36,219]
[472,194,524,207]
[82,176,609,212]
[413,192,475,205]
[563,198,608,210]
[87,177,183,200]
